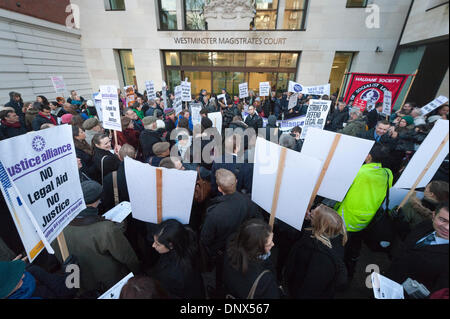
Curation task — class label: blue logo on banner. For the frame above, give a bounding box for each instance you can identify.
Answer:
[32,136,46,152]
[294,84,303,93]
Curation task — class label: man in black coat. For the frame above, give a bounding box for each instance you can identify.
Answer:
[367,102,384,130]
[5,92,24,123]
[244,105,263,132]
[0,110,27,139]
[222,100,240,129]
[201,168,259,260]
[31,104,58,131]
[327,101,349,132]
[139,116,164,162]
[386,202,449,293]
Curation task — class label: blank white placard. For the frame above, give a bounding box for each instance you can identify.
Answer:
[395,119,449,189]
[125,157,197,224]
[252,138,323,231]
[301,127,375,202]
[208,112,222,134]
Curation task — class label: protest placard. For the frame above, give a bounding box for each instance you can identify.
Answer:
[288,81,303,94]
[394,119,449,195]
[301,128,375,202]
[239,82,249,99]
[382,91,392,116]
[98,273,134,299]
[50,76,66,96]
[353,98,368,112]
[190,102,203,125]
[145,81,156,100]
[93,92,103,122]
[252,138,323,231]
[125,157,197,224]
[217,94,226,102]
[162,81,168,108]
[181,81,192,102]
[259,82,271,97]
[420,96,448,116]
[102,201,132,224]
[300,99,331,139]
[124,86,136,107]
[0,125,86,253]
[288,93,298,110]
[0,161,45,262]
[101,85,122,132]
[371,273,404,299]
[174,85,183,115]
[208,112,222,134]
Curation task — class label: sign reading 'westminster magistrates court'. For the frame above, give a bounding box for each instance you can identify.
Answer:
[174,37,288,45]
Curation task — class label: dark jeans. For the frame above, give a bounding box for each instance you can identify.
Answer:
[344,230,365,279]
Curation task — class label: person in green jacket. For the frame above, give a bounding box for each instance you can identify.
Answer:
[131,101,145,120]
[335,144,393,279]
[51,180,140,296]
[338,107,367,137]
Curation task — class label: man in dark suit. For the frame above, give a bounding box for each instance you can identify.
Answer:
[386,202,449,293]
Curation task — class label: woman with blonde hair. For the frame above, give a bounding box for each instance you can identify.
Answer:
[283,205,348,299]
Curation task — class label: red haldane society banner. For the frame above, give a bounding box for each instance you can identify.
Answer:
[344,73,410,111]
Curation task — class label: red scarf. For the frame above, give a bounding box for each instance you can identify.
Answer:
[39,112,57,125]
[1,119,21,128]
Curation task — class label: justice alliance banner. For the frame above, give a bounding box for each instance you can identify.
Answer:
[344,73,409,111]
[0,125,86,253]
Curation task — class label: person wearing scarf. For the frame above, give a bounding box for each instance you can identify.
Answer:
[32,105,58,131]
[0,109,27,138]
[0,260,77,299]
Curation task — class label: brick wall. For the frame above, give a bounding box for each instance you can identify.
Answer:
[0,0,71,26]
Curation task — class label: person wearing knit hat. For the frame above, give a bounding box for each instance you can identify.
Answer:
[82,117,103,146]
[402,116,414,126]
[0,259,78,299]
[164,108,175,116]
[80,180,103,205]
[61,113,73,124]
[0,260,26,298]
[150,142,170,167]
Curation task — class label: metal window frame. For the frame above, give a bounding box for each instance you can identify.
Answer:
[105,0,126,11]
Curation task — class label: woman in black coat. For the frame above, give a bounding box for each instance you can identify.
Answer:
[149,219,205,299]
[283,205,348,299]
[91,133,121,182]
[223,219,280,299]
[72,126,97,181]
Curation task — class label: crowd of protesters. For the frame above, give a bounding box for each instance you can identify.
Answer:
[0,85,448,300]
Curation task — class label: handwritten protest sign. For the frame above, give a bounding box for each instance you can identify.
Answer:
[420,96,448,116]
[239,83,249,99]
[382,91,392,116]
[300,100,331,139]
[100,85,122,132]
[0,125,86,253]
[145,81,156,100]
[174,85,183,115]
[288,93,298,110]
[93,92,103,122]
[259,82,271,97]
[50,76,66,96]
[181,81,192,102]
[190,102,202,125]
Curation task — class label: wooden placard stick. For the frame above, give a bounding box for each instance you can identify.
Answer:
[307,133,342,211]
[336,69,348,101]
[156,168,163,224]
[398,133,449,209]
[57,232,69,262]
[399,69,418,111]
[269,147,287,229]
[113,130,118,148]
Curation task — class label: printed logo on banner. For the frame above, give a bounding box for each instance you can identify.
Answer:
[294,84,303,93]
[32,136,46,152]
[360,89,381,105]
